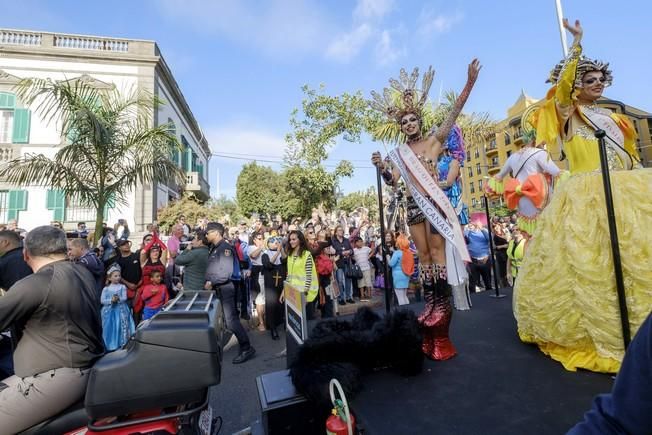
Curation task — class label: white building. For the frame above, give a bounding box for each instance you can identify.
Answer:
[0,28,211,232]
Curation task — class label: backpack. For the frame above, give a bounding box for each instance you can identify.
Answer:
[315,253,334,276]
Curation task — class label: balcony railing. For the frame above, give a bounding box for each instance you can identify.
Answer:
[0,145,17,163]
[185,171,210,200]
[1,28,145,55]
[54,35,128,52]
[0,30,42,46]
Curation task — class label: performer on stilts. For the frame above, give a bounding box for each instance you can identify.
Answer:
[486,126,563,238]
[370,60,481,360]
[515,18,652,373]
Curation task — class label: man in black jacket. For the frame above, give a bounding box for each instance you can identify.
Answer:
[0,230,32,291]
[0,230,33,379]
[204,222,255,364]
[0,226,104,433]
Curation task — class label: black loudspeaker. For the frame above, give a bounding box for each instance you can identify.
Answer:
[256,370,322,435]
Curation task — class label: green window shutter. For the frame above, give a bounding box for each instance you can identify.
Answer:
[185,147,193,172]
[0,92,16,109]
[46,189,66,221]
[103,194,115,220]
[7,190,28,220]
[12,108,31,144]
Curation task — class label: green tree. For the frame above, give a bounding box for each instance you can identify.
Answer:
[0,78,184,243]
[236,162,284,219]
[156,193,240,233]
[337,187,378,221]
[281,85,370,216]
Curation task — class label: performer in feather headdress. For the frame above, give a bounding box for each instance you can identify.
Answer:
[370,59,481,360]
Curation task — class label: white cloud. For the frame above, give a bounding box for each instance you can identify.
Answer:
[325,24,373,63]
[206,125,287,166]
[417,9,464,37]
[353,0,394,20]
[374,29,405,66]
[154,0,332,57]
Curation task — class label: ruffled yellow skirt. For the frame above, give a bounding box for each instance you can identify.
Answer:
[514,168,652,373]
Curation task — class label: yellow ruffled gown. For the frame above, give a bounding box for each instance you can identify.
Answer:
[513,43,652,373]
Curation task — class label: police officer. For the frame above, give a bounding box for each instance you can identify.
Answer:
[204,222,256,364]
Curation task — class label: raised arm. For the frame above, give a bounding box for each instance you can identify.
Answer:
[434,59,482,145]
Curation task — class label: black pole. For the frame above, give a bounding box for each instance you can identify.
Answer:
[595,130,630,349]
[483,194,505,299]
[376,168,392,313]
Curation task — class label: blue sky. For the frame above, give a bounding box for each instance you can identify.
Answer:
[2,0,651,199]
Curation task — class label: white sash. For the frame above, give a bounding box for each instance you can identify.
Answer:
[388,144,470,263]
[580,107,633,169]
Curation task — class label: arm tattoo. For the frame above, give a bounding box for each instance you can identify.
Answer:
[435,78,477,144]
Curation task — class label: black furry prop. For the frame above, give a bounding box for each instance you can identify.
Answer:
[289,307,423,410]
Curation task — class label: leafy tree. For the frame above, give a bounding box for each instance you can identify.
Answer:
[281,85,370,214]
[337,187,378,221]
[0,78,184,243]
[156,193,240,233]
[235,162,284,219]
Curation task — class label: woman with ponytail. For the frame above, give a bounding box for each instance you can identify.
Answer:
[388,235,415,305]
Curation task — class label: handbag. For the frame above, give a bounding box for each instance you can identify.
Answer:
[345,258,363,280]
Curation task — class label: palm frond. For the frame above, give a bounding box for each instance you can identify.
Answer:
[5,76,191,224]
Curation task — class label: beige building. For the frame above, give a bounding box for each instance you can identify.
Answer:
[0,28,211,231]
[463,91,652,214]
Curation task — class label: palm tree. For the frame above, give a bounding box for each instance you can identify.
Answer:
[0,78,185,243]
[370,89,495,146]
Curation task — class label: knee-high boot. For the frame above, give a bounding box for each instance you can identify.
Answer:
[419,264,456,361]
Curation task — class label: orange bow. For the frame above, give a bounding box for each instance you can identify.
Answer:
[504,174,548,210]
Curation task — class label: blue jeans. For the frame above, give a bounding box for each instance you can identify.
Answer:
[336,268,352,302]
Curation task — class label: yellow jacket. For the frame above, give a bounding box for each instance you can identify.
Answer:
[286,250,319,303]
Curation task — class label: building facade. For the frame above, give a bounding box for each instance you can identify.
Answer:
[463,91,652,214]
[0,28,211,231]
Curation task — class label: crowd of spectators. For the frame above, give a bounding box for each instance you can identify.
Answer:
[0,207,525,375]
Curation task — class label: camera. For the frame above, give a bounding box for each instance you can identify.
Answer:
[179,235,195,250]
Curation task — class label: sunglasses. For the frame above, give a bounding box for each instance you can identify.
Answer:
[583,76,607,86]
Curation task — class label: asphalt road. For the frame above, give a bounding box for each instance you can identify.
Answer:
[209,321,287,435]
[209,296,384,435]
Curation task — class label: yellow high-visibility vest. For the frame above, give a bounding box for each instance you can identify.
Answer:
[287,250,319,302]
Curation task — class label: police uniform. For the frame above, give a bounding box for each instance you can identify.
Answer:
[206,239,252,354]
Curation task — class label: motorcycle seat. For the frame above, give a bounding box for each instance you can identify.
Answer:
[19,398,87,435]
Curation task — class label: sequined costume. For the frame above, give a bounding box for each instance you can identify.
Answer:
[371,64,479,362]
[418,264,456,360]
[437,126,469,226]
[514,40,652,373]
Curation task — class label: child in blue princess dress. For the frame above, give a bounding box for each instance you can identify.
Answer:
[101,264,135,351]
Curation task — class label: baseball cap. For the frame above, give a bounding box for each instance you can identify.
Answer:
[116,239,131,247]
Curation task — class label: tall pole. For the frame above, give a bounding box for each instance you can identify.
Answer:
[554,0,569,56]
[595,130,630,348]
[376,168,392,313]
[483,195,505,299]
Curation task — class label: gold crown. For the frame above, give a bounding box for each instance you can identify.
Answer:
[369,66,435,123]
